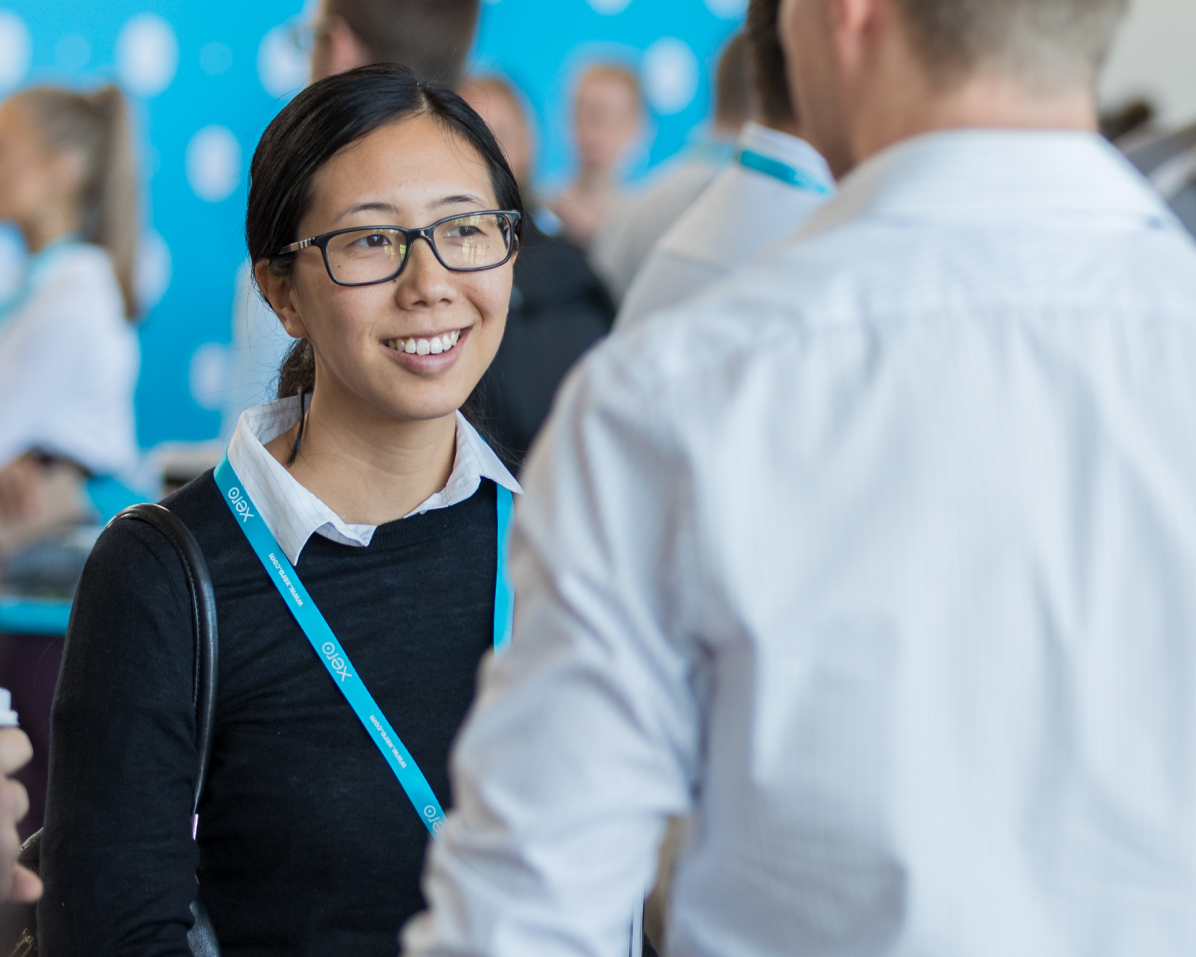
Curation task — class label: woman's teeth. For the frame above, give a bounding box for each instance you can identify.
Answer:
[391,330,460,356]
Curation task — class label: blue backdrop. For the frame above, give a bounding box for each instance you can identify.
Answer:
[0,0,743,448]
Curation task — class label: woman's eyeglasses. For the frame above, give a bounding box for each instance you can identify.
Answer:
[276,210,522,287]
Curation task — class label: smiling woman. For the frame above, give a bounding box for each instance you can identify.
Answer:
[39,65,525,957]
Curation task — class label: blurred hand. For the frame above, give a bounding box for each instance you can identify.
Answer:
[0,728,41,903]
[0,454,89,558]
[0,456,41,522]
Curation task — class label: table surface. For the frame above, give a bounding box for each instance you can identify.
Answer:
[0,596,72,636]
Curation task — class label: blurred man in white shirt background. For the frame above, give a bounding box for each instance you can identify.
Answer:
[589,34,754,305]
[403,0,1196,952]
[616,0,834,331]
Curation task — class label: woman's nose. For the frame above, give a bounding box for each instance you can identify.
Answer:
[395,237,454,307]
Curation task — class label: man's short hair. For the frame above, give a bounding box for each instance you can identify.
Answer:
[893,0,1130,86]
[747,0,796,130]
[324,0,480,88]
[714,32,754,131]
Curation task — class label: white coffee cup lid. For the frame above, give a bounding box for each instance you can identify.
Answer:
[0,689,18,727]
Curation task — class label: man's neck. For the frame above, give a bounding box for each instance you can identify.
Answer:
[265,387,457,526]
[850,69,1097,172]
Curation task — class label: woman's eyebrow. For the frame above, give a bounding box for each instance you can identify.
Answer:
[433,193,487,209]
[335,200,401,222]
[334,194,488,223]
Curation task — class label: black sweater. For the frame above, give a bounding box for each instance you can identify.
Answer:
[39,472,500,956]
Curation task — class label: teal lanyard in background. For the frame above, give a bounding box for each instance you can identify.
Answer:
[0,237,83,342]
[735,148,833,196]
[214,455,515,838]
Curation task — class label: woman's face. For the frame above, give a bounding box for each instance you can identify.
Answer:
[0,101,78,232]
[262,113,513,425]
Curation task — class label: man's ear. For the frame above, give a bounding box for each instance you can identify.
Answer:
[254,260,308,341]
[831,0,885,78]
[324,16,371,75]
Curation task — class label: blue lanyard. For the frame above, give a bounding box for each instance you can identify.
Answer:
[214,455,514,838]
[0,237,83,341]
[735,148,833,196]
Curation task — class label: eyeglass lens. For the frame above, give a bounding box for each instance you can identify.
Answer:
[324,214,514,285]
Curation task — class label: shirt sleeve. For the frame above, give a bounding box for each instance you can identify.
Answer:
[38,518,202,956]
[402,342,707,957]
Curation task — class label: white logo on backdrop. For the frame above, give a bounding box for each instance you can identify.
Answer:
[0,12,31,92]
[587,0,633,14]
[704,0,748,17]
[55,34,91,73]
[186,125,242,203]
[199,41,234,77]
[117,13,179,97]
[258,25,308,99]
[642,38,699,115]
[190,343,230,411]
[136,229,172,311]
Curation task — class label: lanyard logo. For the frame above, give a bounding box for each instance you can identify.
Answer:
[321,641,354,683]
[226,486,255,523]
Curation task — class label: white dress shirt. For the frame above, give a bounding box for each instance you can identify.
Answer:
[0,241,139,476]
[589,138,735,304]
[227,396,521,565]
[403,130,1196,957]
[616,122,833,331]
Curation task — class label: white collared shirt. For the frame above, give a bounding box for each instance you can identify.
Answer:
[227,396,521,565]
[0,242,139,475]
[616,122,834,330]
[590,138,735,304]
[403,131,1196,957]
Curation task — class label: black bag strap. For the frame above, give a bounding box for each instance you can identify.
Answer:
[17,503,219,876]
[116,504,219,814]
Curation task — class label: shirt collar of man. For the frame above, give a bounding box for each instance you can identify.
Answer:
[227,396,521,565]
[736,121,835,194]
[798,129,1180,241]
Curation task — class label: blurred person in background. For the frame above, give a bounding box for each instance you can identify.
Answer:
[41,66,523,956]
[0,85,140,557]
[223,0,482,440]
[0,85,140,852]
[591,32,755,304]
[552,65,644,249]
[400,0,1196,954]
[616,0,833,329]
[461,76,614,470]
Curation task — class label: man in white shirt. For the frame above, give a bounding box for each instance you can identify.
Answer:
[616,0,833,331]
[403,0,1196,954]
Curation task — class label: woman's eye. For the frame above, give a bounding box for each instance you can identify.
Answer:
[354,233,391,249]
[446,225,482,240]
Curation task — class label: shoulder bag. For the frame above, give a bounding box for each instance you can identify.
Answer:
[11,503,221,957]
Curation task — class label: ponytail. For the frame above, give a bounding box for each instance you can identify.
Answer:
[15,84,141,319]
[87,86,139,319]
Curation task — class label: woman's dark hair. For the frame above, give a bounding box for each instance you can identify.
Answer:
[246,63,522,461]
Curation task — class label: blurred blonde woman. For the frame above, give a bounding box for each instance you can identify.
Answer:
[0,85,141,556]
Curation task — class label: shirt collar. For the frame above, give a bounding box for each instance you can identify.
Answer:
[799,129,1180,240]
[227,396,521,564]
[735,122,835,194]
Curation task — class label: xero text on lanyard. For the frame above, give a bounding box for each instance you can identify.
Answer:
[214,456,514,838]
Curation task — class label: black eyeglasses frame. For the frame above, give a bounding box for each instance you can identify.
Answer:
[275,209,522,287]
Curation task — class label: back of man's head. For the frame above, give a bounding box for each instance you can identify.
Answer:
[747,0,798,133]
[323,0,480,88]
[894,0,1129,88]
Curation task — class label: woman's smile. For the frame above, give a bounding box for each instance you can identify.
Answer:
[381,323,473,372]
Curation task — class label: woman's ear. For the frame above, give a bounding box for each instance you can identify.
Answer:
[254,260,308,340]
